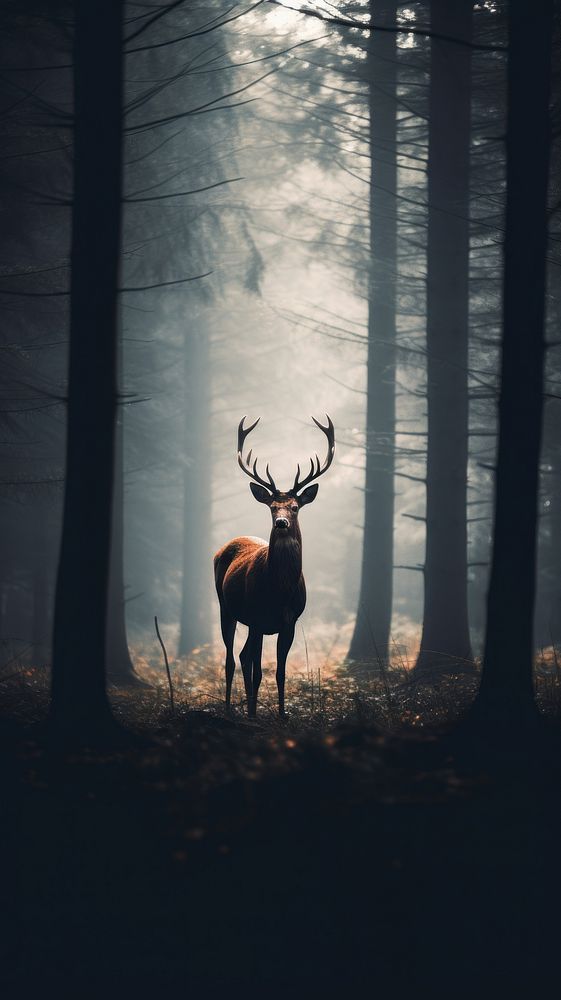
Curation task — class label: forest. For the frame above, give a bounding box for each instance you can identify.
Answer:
[1,0,560,994]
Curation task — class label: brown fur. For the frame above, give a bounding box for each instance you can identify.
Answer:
[214,529,306,635]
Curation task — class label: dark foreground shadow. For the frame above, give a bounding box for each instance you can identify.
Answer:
[2,709,561,996]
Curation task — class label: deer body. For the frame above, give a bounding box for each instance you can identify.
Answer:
[215,533,306,635]
[214,416,334,717]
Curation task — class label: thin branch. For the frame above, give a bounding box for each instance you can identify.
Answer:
[266,2,506,52]
[154,615,175,714]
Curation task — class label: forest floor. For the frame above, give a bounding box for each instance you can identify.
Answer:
[2,663,561,997]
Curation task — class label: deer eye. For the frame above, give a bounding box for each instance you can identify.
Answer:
[291,505,298,512]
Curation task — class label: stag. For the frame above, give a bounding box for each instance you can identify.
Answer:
[214,415,335,717]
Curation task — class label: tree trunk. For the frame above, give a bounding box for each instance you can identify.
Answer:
[50,0,123,739]
[539,470,561,651]
[536,237,561,650]
[106,328,147,687]
[545,439,561,649]
[414,0,474,677]
[466,0,553,738]
[106,400,145,685]
[178,322,212,657]
[348,0,397,668]
[534,398,561,650]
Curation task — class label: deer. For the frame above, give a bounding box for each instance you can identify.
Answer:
[214,414,335,718]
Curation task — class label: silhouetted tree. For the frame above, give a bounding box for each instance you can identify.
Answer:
[106,393,142,685]
[535,47,561,652]
[50,0,124,738]
[348,0,398,667]
[465,0,553,738]
[0,7,70,670]
[415,0,474,677]
[178,318,212,656]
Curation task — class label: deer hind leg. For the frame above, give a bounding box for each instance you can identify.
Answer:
[220,603,236,708]
[240,631,254,717]
[276,622,295,717]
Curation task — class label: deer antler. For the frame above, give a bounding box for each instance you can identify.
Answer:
[237,416,278,492]
[292,414,335,495]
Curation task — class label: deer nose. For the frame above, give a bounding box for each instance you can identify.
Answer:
[275,517,289,529]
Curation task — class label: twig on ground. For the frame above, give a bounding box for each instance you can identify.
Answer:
[154,616,175,714]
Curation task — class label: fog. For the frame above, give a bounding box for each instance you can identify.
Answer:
[2,0,559,696]
[119,6,429,672]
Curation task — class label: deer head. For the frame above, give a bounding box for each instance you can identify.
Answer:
[237,414,335,536]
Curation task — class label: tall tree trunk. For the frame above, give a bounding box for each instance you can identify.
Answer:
[537,225,561,649]
[535,461,561,651]
[106,400,144,684]
[414,0,474,677]
[466,0,553,737]
[545,430,561,649]
[548,480,561,648]
[106,330,146,686]
[348,0,397,668]
[534,398,561,651]
[178,323,212,657]
[50,0,123,738]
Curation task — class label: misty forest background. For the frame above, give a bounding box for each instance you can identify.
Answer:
[0,0,560,740]
[4,2,561,995]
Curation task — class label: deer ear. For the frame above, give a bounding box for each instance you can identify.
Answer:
[250,482,272,504]
[298,483,319,506]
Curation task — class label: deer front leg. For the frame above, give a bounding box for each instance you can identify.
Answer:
[220,605,236,709]
[243,630,263,718]
[276,622,295,717]
[240,633,254,716]
[251,631,263,718]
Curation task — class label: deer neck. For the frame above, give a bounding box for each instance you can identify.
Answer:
[267,525,302,593]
